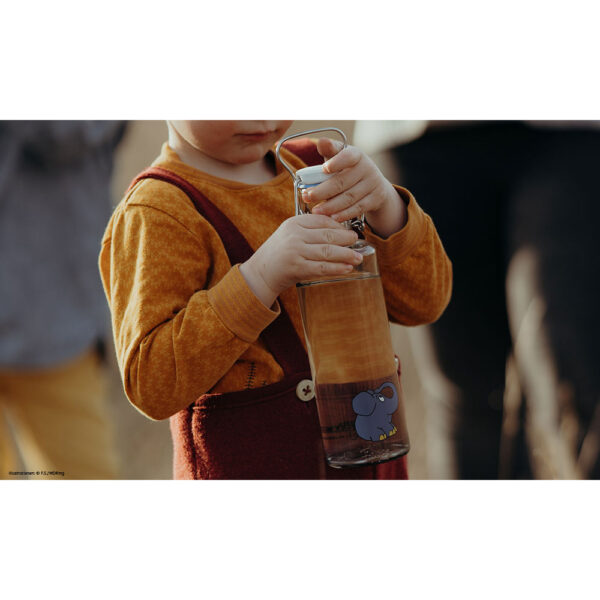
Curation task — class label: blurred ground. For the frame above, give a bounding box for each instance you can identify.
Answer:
[106,121,428,479]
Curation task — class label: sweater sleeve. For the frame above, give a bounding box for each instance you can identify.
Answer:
[99,202,280,420]
[363,186,452,326]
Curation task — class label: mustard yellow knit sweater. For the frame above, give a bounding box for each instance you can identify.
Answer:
[99,143,452,420]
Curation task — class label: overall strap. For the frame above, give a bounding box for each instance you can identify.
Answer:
[128,166,310,375]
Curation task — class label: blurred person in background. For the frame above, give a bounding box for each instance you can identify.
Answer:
[0,121,126,479]
[354,120,600,479]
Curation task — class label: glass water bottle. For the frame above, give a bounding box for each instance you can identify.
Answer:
[276,128,410,468]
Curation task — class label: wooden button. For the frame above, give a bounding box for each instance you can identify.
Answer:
[296,379,315,401]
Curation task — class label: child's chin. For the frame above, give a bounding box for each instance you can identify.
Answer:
[233,146,271,164]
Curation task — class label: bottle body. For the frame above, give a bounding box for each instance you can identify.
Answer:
[297,241,410,468]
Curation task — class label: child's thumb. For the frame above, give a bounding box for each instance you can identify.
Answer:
[316,137,344,161]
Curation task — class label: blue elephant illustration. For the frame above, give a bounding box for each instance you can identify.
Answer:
[352,382,399,442]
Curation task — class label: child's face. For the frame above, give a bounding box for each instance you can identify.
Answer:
[169,120,293,165]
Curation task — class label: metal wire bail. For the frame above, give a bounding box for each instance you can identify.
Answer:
[275,127,348,180]
[275,127,363,234]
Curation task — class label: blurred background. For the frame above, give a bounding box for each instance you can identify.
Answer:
[2,120,599,479]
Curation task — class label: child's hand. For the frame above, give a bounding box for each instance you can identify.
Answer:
[305,138,407,238]
[240,214,362,308]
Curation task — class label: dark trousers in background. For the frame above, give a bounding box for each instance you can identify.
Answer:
[392,122,600,479]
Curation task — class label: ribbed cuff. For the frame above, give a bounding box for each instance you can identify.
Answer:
[207,265,281,343]
[364,185,429,268]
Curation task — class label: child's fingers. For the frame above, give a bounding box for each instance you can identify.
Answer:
[322,145,362,174]
[302,244,363,265]
[316,137,344,161]
[303,168,362,205]
[312,179,376,217]
[328,191,380,222]
[294,213,347,229]
[301,259,355,279]
[302,227,358,247]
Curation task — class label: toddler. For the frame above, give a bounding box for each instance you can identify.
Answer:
[99,120,452,479]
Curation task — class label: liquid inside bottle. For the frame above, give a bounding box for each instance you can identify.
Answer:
[297,242,410,468]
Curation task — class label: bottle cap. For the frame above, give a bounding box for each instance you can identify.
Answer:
[296,165,332,186]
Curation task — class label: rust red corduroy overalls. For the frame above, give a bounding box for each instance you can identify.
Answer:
[129,140,408,480]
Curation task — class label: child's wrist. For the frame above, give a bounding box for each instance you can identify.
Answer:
[365,183,407,238]
[240,258,279,308]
